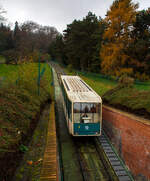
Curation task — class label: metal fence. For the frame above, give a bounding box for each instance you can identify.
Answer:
[0,61,52,95]
[69,68,150,86]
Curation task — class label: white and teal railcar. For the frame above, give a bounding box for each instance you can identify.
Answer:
[61,75,102,136]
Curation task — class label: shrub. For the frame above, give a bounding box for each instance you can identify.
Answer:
[67,64,73,73]
[135,72,150,81]
[118,74,134,87]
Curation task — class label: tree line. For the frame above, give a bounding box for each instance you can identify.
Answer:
[49,12,106,73]
[0,6,59,64]
[49,0,150,80]
[0,0,150,80]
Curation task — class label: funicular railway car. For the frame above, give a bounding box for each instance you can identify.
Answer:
[61,75,102,136]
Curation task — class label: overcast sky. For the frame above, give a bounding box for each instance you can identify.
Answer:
[1,0,150,33]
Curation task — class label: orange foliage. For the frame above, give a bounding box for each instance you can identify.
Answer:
[100,0,138,77]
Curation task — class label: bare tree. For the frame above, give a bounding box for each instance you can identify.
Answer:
[0,5,6,23]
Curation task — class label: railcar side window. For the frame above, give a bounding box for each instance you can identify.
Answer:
[74,103,80,123]
[74,103,80,113]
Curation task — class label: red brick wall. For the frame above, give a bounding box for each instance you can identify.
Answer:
[102,106,150,180]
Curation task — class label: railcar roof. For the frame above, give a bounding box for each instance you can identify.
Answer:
[61,75,102,103]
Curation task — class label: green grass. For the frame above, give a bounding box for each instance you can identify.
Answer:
[64,67,150,117]
[0,62,53,179]
[79,73,117,96]
[0,63,53,152]
[65,68,117,96]
[133,83,150,91]
[65,67,150,93]
[0,64,18,78]
[103,87,150,114]
[0,63,53,90]
[83,75,150,117]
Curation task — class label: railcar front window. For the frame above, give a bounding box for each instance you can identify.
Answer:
[81,103,91,113]
[73,103,100,123]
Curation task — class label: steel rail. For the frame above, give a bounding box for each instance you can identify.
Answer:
[96,131,134,181]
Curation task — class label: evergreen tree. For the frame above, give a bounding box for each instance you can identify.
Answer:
[49,35,67,64]
[127,8,150,79]
[0,23,13,53]
[63,12,105,72]
[13,21,21,50]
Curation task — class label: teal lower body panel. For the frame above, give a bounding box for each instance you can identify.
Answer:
[73,123,100,136]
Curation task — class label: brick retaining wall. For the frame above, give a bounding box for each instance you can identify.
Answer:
[102,105,150,180]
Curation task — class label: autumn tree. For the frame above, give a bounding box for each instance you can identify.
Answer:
[100,0,138,77]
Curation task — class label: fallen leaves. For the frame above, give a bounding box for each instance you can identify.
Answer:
[27,160,33,165]
[27,158,43,166]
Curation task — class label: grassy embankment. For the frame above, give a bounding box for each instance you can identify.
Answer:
[0,62,53,179]
[66,68,150,119]
[0,64,18,77]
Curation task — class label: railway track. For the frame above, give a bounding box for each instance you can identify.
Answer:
[96,132,133,181]
[50,61,134,181]
[74,137,115,181]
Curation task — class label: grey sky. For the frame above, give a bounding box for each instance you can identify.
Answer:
[1,0,150,33]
